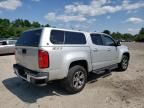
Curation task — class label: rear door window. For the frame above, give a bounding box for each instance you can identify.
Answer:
[16,29,42,47]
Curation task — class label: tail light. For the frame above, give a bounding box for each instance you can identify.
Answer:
[38,49,49,69]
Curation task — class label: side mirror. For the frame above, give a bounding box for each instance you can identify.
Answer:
[115,40,121,46]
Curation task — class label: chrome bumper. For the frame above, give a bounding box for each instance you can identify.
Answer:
[13,64,49,86]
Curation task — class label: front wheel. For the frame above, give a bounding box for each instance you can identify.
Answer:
[118,55,129,71]
[63,65,87,94]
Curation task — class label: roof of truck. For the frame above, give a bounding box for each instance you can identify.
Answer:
[23,27,109,36]
[23,27,89,33]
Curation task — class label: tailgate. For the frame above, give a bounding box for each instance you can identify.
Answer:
[15,29,43,71]
[15,46,39,71]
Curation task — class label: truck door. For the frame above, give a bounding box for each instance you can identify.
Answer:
[101,34,118,65]
[90,34,118,71]
[7,40,16,54]
[0,41,9,54]
[90,34,109,70]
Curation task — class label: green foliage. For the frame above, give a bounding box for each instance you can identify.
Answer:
[108,32,135,41]
[135,34,144,42]
[139,27,144,34]
[103,29,144,42]
[32,21,41,27]
[45,24,50,27]
[0,18,143,42]
[103,30,111,35]
[102,28,144,42]
[0,18,50,38]
[135,28,144,42]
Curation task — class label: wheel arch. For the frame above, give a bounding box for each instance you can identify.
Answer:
[123,52,130,60]
[69,60,88,74]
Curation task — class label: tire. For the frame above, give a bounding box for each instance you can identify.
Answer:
[63,65,87,94]
[118,55,129,71]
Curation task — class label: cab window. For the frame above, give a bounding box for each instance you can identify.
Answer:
[90,34,103,45]
[0,41,7,45]
[102,35,116,46]
[50,30,86,44]
[50,30,64,44]
[65,31,86,44]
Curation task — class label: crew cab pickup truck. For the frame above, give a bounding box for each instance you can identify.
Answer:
[13,27,130,93]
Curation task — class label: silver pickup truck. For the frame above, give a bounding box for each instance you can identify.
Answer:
[13,27,130,93]
[0,39,16,55]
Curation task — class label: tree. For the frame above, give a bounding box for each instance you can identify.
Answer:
[24,20,31,27]
[32,21,41,27]
[139,27,144,34]
[103,30,111,35]
[111,32,122,39]
[7,27,15,36]
[13,19,24,27]
[0,19,10,27]
[135,27,144,42]
[0,18,50,38]
[45,24,50,27]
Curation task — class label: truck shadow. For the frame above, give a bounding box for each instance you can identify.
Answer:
[0,53,14,56]
[87,71,112,84]
[2,72,112,103]
[2,77,68,103]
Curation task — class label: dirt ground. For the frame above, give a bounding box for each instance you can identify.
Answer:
[0,42,144,108]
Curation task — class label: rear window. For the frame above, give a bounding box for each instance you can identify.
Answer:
[16,29,42,47]
[50,30,86,44]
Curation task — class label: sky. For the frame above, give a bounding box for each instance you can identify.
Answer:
[0,0,144,34]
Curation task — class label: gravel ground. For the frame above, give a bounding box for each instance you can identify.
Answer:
[0,42,144,108]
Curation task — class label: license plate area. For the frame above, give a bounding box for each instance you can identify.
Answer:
[17,68,27,79]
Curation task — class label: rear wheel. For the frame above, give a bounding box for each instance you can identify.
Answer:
[118,55,129,71]
[63,65,87,94]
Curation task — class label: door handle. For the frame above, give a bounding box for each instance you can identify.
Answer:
[93,48,98,52]
[22,49,27,54]
[107,48,111,51]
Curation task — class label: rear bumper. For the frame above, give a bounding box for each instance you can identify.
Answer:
[13,64,49,86]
